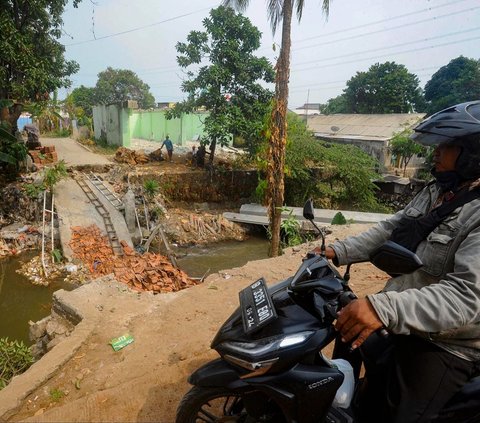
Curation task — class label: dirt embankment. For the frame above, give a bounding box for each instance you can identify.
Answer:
[3,223,389,423]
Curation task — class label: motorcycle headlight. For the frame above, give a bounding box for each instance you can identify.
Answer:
[220,331,314,376]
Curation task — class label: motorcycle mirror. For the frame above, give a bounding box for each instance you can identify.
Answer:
[303,199,326,255]
[303,199,315,221]
[370,240,423,276]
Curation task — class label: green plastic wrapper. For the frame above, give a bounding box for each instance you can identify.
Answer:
[110,333,134,351]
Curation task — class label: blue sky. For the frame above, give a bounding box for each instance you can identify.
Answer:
[60,0,480,108]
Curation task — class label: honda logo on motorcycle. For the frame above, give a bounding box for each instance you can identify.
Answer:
[308,377,335,390]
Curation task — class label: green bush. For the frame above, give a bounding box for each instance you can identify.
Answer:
[280,208,303,247]
[0,338,34,389]
[143,179,160,197]
[43,160,67,189]
[24,182,45,198]
[50,388,65,402]
[283,113,390,213]
[331,212,347,225]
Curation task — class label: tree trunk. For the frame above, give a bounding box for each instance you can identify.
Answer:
[267,0,293,257]
[209,137,217,164]
[0,103,23,133]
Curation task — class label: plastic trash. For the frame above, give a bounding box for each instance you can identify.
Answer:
[109,334,134,351]
[330,358,355,408]
[65,264,78,273]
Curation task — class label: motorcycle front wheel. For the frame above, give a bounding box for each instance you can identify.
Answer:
[175,386,286,423]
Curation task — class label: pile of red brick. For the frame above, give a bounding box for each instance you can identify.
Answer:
[69,225,198,293]
[29,146,58,167]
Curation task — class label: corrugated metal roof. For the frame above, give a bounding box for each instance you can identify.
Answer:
[308,113,426,140]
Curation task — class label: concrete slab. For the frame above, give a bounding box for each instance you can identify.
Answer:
[228,203,392,225]
[54,178,133,260]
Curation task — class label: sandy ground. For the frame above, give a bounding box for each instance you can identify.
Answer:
[5,223,389,423]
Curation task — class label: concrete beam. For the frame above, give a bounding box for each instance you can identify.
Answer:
[223,203,392,226]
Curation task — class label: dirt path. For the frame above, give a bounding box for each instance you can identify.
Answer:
[7,224,387,423]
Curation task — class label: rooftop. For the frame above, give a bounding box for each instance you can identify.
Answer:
[308,113,426,141]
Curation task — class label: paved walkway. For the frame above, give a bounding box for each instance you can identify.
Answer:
[40,137,111,166]
[38,137,131,258]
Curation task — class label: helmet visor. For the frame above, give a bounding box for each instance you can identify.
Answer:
[409,131,453,146]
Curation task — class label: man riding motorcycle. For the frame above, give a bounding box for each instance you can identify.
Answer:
[322,101,480,422]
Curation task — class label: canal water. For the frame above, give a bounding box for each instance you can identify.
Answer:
[175,235,270,278]
[0,252,70,345]
[0,236,270,344]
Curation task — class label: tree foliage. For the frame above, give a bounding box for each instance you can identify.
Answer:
[283,114,386,211]
[255,113,387,212]
[329,62,425,114]
[94,67,156,109]
[0,0,82,128]
[0,115,27,170]
[389,128,426,177]
[68,85,97,118]
[0,0,83,175]
[323,94,348,115]
[170,6,274,161]
[424,56,480,115]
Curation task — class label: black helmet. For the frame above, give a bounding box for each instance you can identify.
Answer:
[410,101,480,180]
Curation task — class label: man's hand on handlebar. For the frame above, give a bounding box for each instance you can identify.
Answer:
[311,246,336,260]
[335,298,383,350]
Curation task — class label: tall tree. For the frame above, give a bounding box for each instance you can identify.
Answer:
[0,0,83,171]
[389,128,426,177]
[343,62,425,114]
[424,56,480,115]
[0,0,82,132]
[68,85,97,118]
[94,68,156,109]
[223,0,332,257]
[169,6,274,162]
[323,93,348,114]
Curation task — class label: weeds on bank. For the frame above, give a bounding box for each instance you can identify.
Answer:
[49,388,65,402]
[0,338,34,390]
[143,179,160,197]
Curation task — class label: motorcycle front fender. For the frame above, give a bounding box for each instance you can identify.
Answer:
[188,358,248,390]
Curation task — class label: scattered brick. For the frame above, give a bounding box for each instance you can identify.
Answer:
[69,225,197,293]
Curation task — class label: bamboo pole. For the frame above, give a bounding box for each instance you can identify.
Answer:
[51,192,55,252]
[41,191,48,277]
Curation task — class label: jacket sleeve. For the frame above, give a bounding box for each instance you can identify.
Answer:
[330,183,436,265]
[330,209,405,266]
[368,225,480,335]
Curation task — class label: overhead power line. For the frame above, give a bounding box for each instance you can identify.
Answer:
[292,5,480,54]
[291,34,480,74]
[288,66,445,93]
[64,4,219,46]
[293,26,480,69]
[288,0,472,46]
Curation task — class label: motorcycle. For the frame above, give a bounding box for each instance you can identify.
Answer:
[176,200,480,423]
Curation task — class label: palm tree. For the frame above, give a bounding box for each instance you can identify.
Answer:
[222,0,331,256]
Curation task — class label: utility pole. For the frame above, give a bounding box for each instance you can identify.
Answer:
[304,89,310,124]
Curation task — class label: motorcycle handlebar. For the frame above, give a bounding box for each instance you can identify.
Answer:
[338,291,389,340]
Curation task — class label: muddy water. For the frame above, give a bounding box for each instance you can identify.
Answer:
[0,237,269,344]
[175,235,270,279]
[0,252,70,344]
